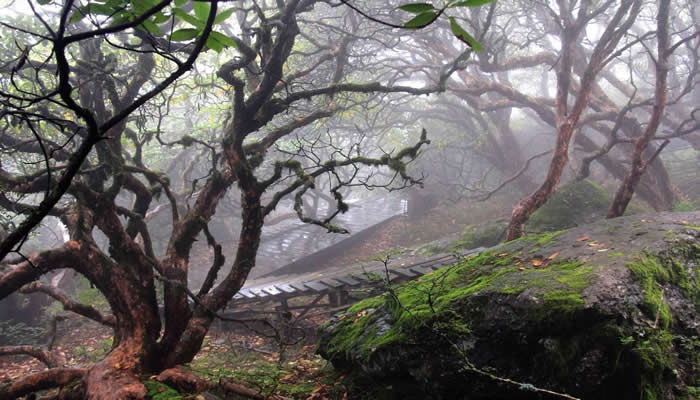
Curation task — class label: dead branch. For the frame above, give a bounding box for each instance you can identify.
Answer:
[0,314,68,368]
[19,281,115,327]
[155,367,292,400]
[220,379,292,400]
[0,368,85,400]
[480,150,553,201]
[0,345,59,369]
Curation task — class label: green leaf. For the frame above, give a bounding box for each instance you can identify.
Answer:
[37,0,52,5]
[193,1,211,21]
[132,0,159,14]
[449,0,496,7]
[109,10,130,27]
[170,28,200,41]
[87,3,114,16]
[173,8,204,29]
[210,31,237,48]
[214,8,235,25]
[398,3,435,13]
[205,35,224,52]
[153,11,170,24]
[69,7,87,24]
[139,19,163,35]
[449,17,482,51]
[404,11,437,29]
[174,0,188,6]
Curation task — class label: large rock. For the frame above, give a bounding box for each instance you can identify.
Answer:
[527,179,610,233]
[318,212,700,400]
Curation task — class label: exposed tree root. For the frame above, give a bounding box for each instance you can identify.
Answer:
[0,315,67,368]
[84,346,148,400]
[219,380,292,400]
[156,366,292,400]
[0,345,60,369]
[0,368,85,400]
[0,364,292,400]
[154,367,209,393]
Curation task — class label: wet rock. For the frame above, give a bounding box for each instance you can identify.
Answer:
[528,179,610,232]
[318,212,700,400]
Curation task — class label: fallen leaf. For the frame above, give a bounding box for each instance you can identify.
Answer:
[576,236,589,242]
[597,248,610,252]
[311,385,325,394]
[587,242,603,247]
[547,252,559,260]
[280,373,295,382]
[681,220,688,225]
[531,259,543,266]
[497,252,509,257]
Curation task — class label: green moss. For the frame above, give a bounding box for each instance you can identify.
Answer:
[528,180,609,233]
[452,219,508,251]
[617,328,676,400]
[626,251,699,329]
[608,252,626,258]
[75,276,110,313]
[144,381,182,400]
[325,307,387,357]
[672,200,700,212]
[324,218,700,398]
[347,296,385,313]
[328,244,595,359]
[542,290,584,308]
[509,229,565,251]
[190,354,330,399]
[73,337,113,363]
[615,245,700,399]
[552,262,593,290]
[629,257,672,329]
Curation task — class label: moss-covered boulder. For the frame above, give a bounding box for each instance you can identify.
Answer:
[318,212,700,400]
[418,219,508,255]
[527,179,610,233]
[455,218,509,250]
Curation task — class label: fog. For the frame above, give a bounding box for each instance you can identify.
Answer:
[0,0,698,396]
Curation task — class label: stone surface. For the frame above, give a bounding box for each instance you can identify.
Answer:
[318,212,700,400]
[527,179,611,233]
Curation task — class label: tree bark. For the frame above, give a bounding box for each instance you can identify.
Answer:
[505,120,576,241]
[608,0,671,218]
[506,0,642,240]
[0,368,85,400]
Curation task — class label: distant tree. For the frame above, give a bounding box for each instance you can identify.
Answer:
[372,0,698,238]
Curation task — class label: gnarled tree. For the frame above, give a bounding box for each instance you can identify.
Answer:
[0,1,451,398]
[370,0,698,237]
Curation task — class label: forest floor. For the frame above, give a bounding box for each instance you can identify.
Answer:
[0,312,346,399]
[0,196,518,398]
